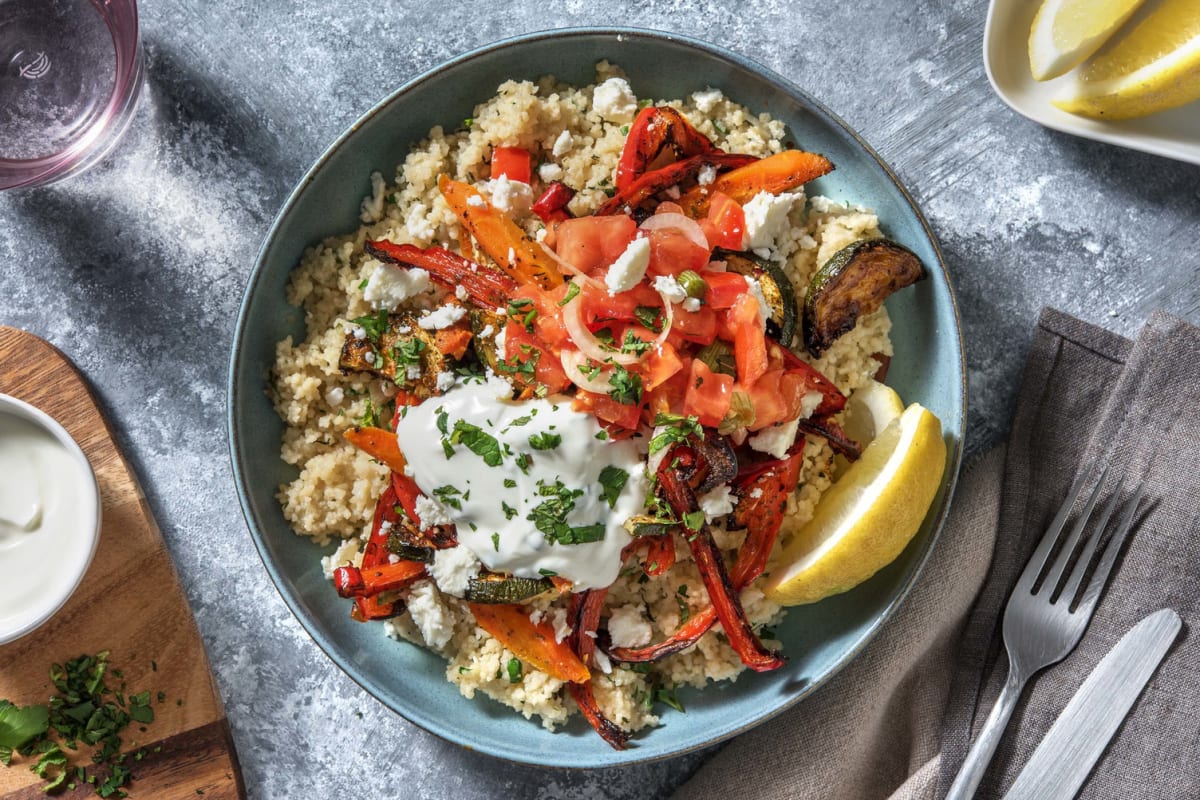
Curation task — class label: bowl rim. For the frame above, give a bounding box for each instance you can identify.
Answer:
[0,393,102,645]
[228,25,966,767]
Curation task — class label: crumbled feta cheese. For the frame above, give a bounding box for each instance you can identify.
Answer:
[749,487,764,499]
[320,539,360,580]
[397,325,412,334]
[494,325,507,355]
[436,371,456,392]
[538,162,564,183]
[748,417,801,459]
[405,201,436,243]
[418,304,468,330]
[529,608,545,626]
[352,325,367,339]
[406,364,422,381]
[363,351,376,365]
[744,277,772,329]
[691,88,724,113]
[364,261,431,310]
[800,390,823,419]
[698,484,738,521]
[592,648,613,675]
[607,605,653,649]
[552,130,574,157]
[605,237,651,294]
[653,274,688,304]
[486,370,514,400]
[325,387,345,406]
[697,164,716,186]
[455,284,469,301]
[414,494,454,527]
[406,580,455,650]
[466,194,487,208]
[682,297,702,313]
[592,77,638,121]
[481,175,534,216]
[550,607,571,644]
[426,545,482,598]
[742,190,803,252]
[479,324,494,338]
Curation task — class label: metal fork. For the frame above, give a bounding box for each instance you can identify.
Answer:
[945,466,1146,800]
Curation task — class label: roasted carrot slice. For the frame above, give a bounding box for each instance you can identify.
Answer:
[344,426,407,474]
[438,175,563,289]
[566,589,630,749]
[596,152,756,216]
[333,561,427,598]
[469,602,590,684]
[677,150,835,217]
[433,326,473,359]
[350,484,402,621]
[364,239,516,309]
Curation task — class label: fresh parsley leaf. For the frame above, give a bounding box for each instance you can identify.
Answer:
[506,658,523,683]
[0,701,49,750]
[350,310,389,343]
[528,431,561,450]
[538,568,558,577]
[450,420,504,466]
[526,480,605,545]
[358,396,380,429]
[634,305,664,333]
[620,329,653,355]
[392,337,426,367]
[432,485,463,510]
[557,282,581,306]
[655,686,685,713]
[515,453,532,473]
[491,532,500,551]
[682,510,705,531]
[509,414,532,427]
[501,501,518,520]
[648,413,702,455]
[503,478,517,488]
[607,365,643,406]
[597,466,629,509]
[435,408,449,435]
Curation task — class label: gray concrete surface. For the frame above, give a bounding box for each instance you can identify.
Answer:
[2,1,1197,798]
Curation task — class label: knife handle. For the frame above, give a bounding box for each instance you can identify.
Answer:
[946,668,1029,800]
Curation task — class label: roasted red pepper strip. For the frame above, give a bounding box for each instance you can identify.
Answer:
[390,472,458,549]
[616,106,720,192]
[650,445,784,672]
[773,337,846,417]
[642,534,676,577]
[567,589,630,750]
[796,415,862,461]
[531,181,575,223]
[597,153,757,216]
[350,484,401,621]
[610,453,801,663]
[333,560,427,598]
[364,239,517,309]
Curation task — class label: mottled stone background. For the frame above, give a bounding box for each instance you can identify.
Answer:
[2,1,1197,798]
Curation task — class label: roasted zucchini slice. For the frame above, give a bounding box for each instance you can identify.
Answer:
[715,249,799,345]
[803,239,926,358]
[469,308,504,374]
[623,515,676,538]
[464,573,553,604]
[339,310,453,400]
[384,533,434,563]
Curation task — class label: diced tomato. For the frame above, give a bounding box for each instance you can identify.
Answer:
[640,340,684,391]
[698,191,746,251]
[513,284,570,348]
[491,146,531,183]
[702,271,748,309]
[504,320,571,394]
[578,282,661,327]
[643,367,690,423]
[667,303,718,346]
[573,390,642,432]
[553,216,637,273]
[646,228,709,277]
[727,293,768,385]
[684,358,734,427]
[744,370,790,431]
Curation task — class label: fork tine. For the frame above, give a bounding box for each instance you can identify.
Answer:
[1037,465,1109,598]
[1013,468,1093,594]
[1074,478,1147,617]
[1059,481,1123,605]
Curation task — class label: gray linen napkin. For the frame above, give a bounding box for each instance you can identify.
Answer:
[674,308,1199,800]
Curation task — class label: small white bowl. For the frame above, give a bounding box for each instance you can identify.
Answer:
[0,394,101,645]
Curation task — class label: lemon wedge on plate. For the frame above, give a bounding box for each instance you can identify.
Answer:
[763,403,946,607]
[1028,0,1150,81]
[1052,0,1200,120]
[833,379,904,479]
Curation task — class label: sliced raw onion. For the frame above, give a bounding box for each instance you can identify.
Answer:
[639,212,708,252]
[539,242,603,289]
[561,293,640,366]
[560,350,615,393]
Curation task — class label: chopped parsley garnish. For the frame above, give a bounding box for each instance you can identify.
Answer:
[491,533,500,551]
[436,407,449,435]
[455,361,487,383]
[578,361,602,381]
[350,310,388,343]
[527,479,605,545]
[508,414,532,427]
[682,510,706,531]
[594,430,609,441]
[503,478,517,488]
[358,396,381,428]
[597,466,629,509]
[655,686,685,713]
[515,453,532,474]
[392,337,426,367]
[557,282,581,306]
[592,327,616,347]
[648,413,703,455]
[634,305,664,333]
[607,365,643,406]
[712,118,729,136]
[528,431,562,450]
[507,298,537,333]
[538,568,558,577]
[620,329,653,355]
[449,420,503,466]
[496,345,539,379]
[506,658,523,683]
[432,485,463,510]
[501,501,518,520]
[357,278,369,290]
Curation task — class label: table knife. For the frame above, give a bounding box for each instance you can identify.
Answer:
[1002,608,1182,800]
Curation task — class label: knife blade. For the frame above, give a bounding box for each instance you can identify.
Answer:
[1002,608,1182,800]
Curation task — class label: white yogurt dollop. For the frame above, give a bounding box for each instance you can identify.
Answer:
[394,381,646,590]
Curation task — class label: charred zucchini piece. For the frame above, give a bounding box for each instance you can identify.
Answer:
[339,310,454,400]
[695,430,738,492]
[469,308,504,374]
[464,573,553,604]
[623,515,676,538]
[385,532,434,563]
[803,239,926,358]
[715,249,798,345]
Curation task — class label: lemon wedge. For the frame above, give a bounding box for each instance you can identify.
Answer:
[1053,0,1200,120]
[832,379,904,479]
[763,403,946,606]
[1028,0,1150,81]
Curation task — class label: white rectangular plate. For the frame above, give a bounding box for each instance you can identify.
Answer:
[984,0,1200,165]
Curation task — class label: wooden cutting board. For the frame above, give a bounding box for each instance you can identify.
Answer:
[0,328,245,799]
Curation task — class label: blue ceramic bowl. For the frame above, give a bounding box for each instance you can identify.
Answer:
[229,28,966,767]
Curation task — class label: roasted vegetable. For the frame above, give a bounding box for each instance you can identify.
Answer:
[717,249,799,345]
[616,106,719,192]
[464,573,553,604]
[385,533,434,563]
[677,149,835,217]
[364,240,517,309]
[596,152,756,217]
[803,239,927,357]
[624,515,675,538]
[568,589,629,749]
[344,426,408,473]
[468,603,591,684]
[469,308,504,374]
[339,310,459,400]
